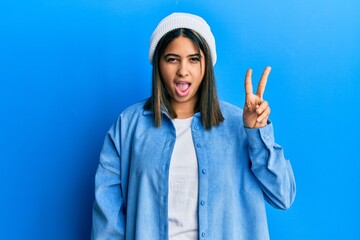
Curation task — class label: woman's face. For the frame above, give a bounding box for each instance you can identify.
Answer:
[159,36,205,115]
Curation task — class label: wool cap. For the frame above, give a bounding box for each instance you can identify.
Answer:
[149,12,217,66]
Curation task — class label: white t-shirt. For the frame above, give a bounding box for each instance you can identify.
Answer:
[168,117,199,240]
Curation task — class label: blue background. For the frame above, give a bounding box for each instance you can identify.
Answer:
[1,0,359,239]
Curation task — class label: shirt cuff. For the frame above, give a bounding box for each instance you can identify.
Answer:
[244,121,275,149]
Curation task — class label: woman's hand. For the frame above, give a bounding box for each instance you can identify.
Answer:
[243,66,271,128]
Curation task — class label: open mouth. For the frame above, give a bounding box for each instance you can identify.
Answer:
[175,81,191,97]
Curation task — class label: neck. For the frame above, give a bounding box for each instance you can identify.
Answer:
[171,99,197,119]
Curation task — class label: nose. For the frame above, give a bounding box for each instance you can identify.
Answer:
[176,61,189,77]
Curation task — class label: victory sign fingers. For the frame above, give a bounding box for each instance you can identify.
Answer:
[243,66,272,128]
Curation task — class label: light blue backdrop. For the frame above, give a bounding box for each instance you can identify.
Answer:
[1,0,359,239]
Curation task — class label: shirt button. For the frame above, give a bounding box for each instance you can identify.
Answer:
[196,143,201,148]
[201,232,206,237]
[194,126,199,130]
[200,200,205,206]
[162,196,166,201]
[202,169,207,174]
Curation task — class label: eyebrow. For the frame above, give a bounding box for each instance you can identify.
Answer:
[163,53,201,58]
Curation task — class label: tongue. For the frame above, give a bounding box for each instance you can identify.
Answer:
[177,82,190,92]
[175,82,190,97]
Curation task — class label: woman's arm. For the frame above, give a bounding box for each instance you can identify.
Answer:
[241,67,296,209]
[245,123,296,209]
[91,121,126,239]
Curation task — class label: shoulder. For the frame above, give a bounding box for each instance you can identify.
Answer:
[106,100,150,140]
[219,100,243,118]
[111,99,151,127]
[209,100,245,134]
[217,100,244,128]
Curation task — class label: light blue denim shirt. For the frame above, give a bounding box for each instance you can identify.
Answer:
[91,100,296,240]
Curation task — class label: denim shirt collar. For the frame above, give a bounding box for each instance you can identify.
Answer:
[142,106,201,119]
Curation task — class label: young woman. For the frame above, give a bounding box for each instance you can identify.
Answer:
[91,12,296,240]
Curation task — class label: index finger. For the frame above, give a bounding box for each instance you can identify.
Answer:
[245,68,253,95]
[256,66,271,98]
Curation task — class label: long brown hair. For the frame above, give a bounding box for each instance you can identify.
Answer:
[144,28,224,130]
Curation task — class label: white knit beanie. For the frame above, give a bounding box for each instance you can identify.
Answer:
[149,12,217,66]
